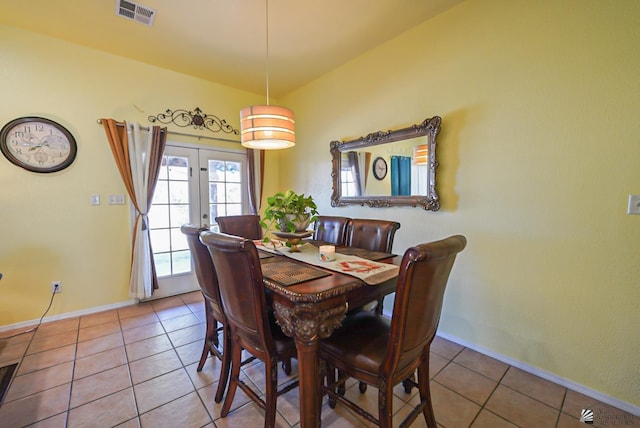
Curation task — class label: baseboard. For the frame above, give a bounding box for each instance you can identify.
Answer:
[0,299,138,335]
[436,331,640,417]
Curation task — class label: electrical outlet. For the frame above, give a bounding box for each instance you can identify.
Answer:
[51,281,62,293]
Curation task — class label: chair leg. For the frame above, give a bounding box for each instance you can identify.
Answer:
[221,340,242,417]
[197,340,210,372]
[402,371,416,394]
[378,381,394,428]
[211,319,220,347]
[326,364,337,408]
[198,306,217,371]
[214,325,232,403]
[418,363,437,428]
[375,297,384,315]
[281,358,292,376]
[337,370,346,395]
[264,359,278,428]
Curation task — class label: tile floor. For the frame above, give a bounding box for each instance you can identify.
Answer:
[0,291,637,428]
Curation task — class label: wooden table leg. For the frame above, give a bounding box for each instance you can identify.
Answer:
[273,300,347,428]
[295,335,322,428]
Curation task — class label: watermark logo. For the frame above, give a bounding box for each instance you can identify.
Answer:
[580,409,594,424]
[579,407,636,425]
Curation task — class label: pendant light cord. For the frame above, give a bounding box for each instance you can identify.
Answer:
[265,0,270,106]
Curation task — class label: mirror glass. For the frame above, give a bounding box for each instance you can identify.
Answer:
[330,116,441,210]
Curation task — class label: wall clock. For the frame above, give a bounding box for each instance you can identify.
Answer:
[0,116,77,173]
[372,156,387,180]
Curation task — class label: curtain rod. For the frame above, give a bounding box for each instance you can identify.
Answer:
[96,119,241,144]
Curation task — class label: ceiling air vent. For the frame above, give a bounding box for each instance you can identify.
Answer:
[115,0,156,27]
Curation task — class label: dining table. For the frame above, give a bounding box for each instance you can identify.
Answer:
[256,239,400,428]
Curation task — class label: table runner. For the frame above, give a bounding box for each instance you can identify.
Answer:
[261,259,331,287]
[335,247,395,261]
[256,240,398,285]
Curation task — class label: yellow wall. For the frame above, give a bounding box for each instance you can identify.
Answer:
[1,0,638,411]
[0,25,269,324]
[281,0,640,408]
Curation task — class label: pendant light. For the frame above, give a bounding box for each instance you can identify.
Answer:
[240,0,295,149]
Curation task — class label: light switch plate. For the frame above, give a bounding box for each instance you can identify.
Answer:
[627,194,640,215]
[90,194,100,206]
[108,194,126,205]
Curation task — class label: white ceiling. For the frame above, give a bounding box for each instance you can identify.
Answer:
[0,0,464,97]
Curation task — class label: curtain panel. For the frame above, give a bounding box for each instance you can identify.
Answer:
[391,155,412,196]
[101,119,167,299]
[248,149,265,215]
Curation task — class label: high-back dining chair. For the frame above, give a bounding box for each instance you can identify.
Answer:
[346,218,401,254]
[320,235,467,428]
[312,215,351,245]
[180,224,230,403]
[215,214,262,240]
[346,218,401,316]
[199,231,298,428]
[215,213,293,375]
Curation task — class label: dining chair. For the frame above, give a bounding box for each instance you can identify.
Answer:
[199,231,299,428]
[346,218,401,316]
[215,214,262,240]
[312,215,351,245]
[180,224,230,403]
[320,235,467,428]
[214,213,292,375]
[346,218,401,254]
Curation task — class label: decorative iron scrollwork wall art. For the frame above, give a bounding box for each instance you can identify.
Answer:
[148,107,239,136]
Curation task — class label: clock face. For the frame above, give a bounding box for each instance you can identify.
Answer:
[373,157,387,180]
[0,117,77,173]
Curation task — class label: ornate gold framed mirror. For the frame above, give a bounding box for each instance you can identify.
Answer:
[330,116,441,210]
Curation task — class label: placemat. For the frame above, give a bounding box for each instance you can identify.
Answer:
[258,251,274,259]
[336,247,395,261]
[262,260,331,287]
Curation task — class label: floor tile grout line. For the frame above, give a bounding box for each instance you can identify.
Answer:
[117,310,143,426]
[64,322,82,427]
[140,300,216,424]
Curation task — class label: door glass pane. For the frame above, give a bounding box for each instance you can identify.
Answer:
[207,159,245,228]
[148,204,170,229]
[226,183,241,203]
[209,183,225,203]
[149,154,192,278]
[152,180,168,204]
[169,204,189,227]
[172,250,191,274]
[150,228,170,253]
[167,156,188,180]
[154,253,171,277]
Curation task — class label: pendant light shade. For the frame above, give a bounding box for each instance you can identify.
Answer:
[239,0,295,150]
[240,105,295,149]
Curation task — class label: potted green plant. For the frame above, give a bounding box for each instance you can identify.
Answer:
[260,190,319,234]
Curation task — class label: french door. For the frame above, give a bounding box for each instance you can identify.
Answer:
[146,144,248,299]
